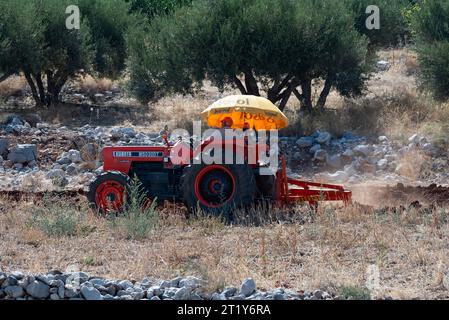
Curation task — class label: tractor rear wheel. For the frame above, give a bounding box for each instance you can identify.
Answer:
[180,164,256,220]
[87,171,130,214]
[256,174,277,200]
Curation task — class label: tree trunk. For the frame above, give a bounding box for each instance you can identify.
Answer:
[23,71,43,107]
[316,78,333,110]
[34,72,48,106]
[278,89,292,111]
[243,70,260,96]
[277,78,300,111]
[46,71,55,104]
[267,74,293,103]
[299,79,312,112]
[52,74,67,104]
[233,75,247,94]
[46,70,67,105]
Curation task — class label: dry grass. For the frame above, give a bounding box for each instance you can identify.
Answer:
[73,75,114,95]
[395,149,433,181]
[1,195,449,299]
[0,76,27,99]
[280,48,449,149]
[283,90,438,139]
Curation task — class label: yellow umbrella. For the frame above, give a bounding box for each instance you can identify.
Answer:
[201,95,289,130]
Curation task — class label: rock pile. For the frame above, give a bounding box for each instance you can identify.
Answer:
[0,271,336,300]
[0,115,170,190]
[1,114,448,191]
[280,130,446,184]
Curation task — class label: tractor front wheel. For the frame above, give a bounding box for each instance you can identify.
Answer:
[180,164,256,220]
[87,171,130,214]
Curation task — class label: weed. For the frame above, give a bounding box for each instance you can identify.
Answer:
[82,256,95,266]
[339,286,371,300]
[27,196,89,237]
[109,177,159,240]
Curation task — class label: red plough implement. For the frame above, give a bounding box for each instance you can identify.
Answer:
[276,156,352,206]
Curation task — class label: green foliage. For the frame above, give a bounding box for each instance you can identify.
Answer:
[128,0,373,111]
[27,196,89,237]
[126,0,192,19]
[110,176,159,240]
[345,0,413,47]
[80,0,137,79]
[82,256,96,266]
[0,0,134,106]
[410,0,449,100]
[0,0,45,78]
[339,286,371,300]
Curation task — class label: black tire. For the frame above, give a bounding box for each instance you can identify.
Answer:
[180,164,256,220]
[87,171,130,214]
[256,174,277,200]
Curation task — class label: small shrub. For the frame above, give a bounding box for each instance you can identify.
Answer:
[339,286,371,300]
[82,256,96,266]
[110,177,159,240]
[27,196,89,237]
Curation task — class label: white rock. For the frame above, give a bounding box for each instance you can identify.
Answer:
[5,286,25,298]
[46,169,66,179]
[342,149,354,158]
[7,144,37,164]
[293,152,302,161]
[408,133,421,144]
[81,284,103,300]
[67,150,82,163]
[353,145,373,157]
[309,144,321,154]
[377,159,388,170]
[327,154,342,168]
[240,278,256,297]
[376,60,391,71]
[327,171,349,183]
[179,276,203,289]
[296,137,314,148]
[344,164,357,176]
[313,149,328,162]
[26,281,50,299]
[66,163,79,175]
[316,131,331,144]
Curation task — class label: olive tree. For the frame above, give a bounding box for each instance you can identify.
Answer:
[409,0,449,100]
[0,0,134,106]
[128,0,373,111]
[346,0,412,48]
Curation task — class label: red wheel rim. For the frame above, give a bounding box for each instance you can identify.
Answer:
[194,165,236,208]
[95,180,126,212]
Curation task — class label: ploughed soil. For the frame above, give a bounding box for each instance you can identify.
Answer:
[1,183,448,212]
[352,183,449,208]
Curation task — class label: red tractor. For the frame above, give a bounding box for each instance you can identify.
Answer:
[87,133,352,218]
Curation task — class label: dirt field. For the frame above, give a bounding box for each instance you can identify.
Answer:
[1,184,449,299]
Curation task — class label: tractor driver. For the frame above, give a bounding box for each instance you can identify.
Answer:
[221,117,233,129]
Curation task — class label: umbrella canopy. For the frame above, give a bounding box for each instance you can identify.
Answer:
[201,95,289,130]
